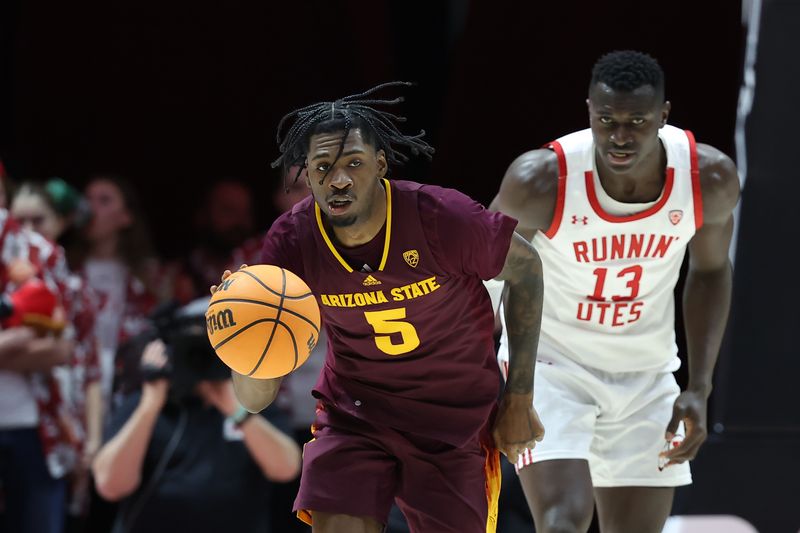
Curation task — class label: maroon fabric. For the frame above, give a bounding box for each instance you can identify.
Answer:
[294,402,494,532]
[260,180,516,447]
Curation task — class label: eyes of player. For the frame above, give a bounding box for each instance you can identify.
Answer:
[597,116,646,126]
[314,159,362,173]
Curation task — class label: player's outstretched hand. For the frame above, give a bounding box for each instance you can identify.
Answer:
[660,390,708,469]
[492,392,545,466]
[210,264,248,295]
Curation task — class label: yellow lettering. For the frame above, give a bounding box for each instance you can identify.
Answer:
[377,291,389,304]
[364,292,378,305]
[354,293,366,306]
[321,294,331,306]
[401,285,414,299]
[429,277,440,291]
[410,282,424,298]
[330,295,342,307]
[391,287,405,301]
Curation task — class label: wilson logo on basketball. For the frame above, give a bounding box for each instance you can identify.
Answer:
[669,210,683,225]
[206,308,237,334]
[403,249,419,268]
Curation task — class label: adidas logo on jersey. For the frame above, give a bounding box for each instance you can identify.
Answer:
[362,275,381,286]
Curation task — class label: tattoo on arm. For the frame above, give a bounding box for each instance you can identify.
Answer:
[496,233,543,394]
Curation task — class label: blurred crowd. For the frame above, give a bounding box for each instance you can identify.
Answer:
[0,159,533,533]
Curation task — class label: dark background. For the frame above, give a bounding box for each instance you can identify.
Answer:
[1,0,743,255]
[2,0,798,531]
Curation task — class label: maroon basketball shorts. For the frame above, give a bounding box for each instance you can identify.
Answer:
[294,402,501,532]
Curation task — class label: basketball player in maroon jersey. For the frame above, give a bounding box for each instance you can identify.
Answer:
[491,51,740,532]
[212,82,545,533]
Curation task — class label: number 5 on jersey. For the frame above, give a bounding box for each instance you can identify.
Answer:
[364,308,420,356]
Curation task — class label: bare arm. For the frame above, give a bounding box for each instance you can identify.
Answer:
[495,233,544,396]
[683,146,740,396]
[489,148,560,234]
[491,232,546,461]
[664,144,740,466]
[92,340,168,501]
[196,378,301,481]
[238,414,302,481]
[211,267,286,413]
[92,394,162,501]
[84,381,104,463]
[0,334,73,373]
[231,371,284,413]
[0,327,36,363]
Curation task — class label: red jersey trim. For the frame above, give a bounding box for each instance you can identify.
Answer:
[585,168,675,223]
[543,141,567,239]
[686,130,703,230]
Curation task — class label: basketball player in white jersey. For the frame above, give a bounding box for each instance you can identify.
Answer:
[491,50,740,532]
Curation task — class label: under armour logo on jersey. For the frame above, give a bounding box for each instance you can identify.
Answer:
[362,275,381,286]
[403,249,419,268]
[571,215,588,225]
[669,210,683,225]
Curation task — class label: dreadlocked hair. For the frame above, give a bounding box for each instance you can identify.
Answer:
[271,81,435,189]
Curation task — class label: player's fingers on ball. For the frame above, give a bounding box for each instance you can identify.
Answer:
[239,264,248,270]
[210,285,217,294]
[221,270,232,282]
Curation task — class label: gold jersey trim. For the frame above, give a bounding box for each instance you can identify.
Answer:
[314,179,393,273]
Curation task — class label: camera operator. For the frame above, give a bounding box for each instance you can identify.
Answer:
[92,298,301,533]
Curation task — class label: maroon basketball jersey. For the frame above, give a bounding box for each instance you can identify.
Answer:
[260,180,517,446]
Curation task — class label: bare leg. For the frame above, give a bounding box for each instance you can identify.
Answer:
[312,511,384,533]
[519,459,595,533]
[594,487,674,533]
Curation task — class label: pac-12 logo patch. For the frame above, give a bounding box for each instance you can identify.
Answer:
[403,249,419,268]
[669,210,683,225]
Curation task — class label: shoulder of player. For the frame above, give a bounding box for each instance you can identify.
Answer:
[491,148,558,230]
[695,143,740,224]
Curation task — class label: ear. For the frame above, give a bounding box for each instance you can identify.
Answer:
[375,150,388,179]
[661,101,671,127]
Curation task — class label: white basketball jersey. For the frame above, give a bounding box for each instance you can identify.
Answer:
[500,125,702,373]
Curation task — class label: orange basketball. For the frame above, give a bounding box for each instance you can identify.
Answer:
[206,265,321,379]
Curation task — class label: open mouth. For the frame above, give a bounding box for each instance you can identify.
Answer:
[327,198,353,215]
[607,151,635,165]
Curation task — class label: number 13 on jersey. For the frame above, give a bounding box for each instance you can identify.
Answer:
[578,265,645,327]
[364,308,420,356]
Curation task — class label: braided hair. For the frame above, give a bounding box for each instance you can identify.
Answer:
[271,81,435,189]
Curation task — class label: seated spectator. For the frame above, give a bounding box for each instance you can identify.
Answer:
[92,298,301,533]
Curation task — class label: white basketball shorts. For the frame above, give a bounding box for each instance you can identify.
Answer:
[499,341,692,487]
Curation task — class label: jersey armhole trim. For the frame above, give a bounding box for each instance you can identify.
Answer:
[685,130,703,230]
[543,141,567,239]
